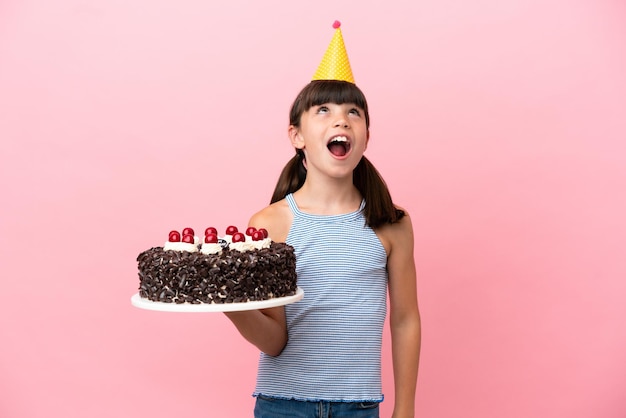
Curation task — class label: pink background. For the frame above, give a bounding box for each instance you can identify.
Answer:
[1,1,625,417]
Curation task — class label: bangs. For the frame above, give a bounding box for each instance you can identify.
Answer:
[301,80,367,109]
[290,80,370,127]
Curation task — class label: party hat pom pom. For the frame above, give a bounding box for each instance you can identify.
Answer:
[333,20,341,29]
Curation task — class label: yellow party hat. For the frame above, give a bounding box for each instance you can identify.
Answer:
[312,21,355,83]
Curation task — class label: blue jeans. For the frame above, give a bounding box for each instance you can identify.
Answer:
[254,395,380,418]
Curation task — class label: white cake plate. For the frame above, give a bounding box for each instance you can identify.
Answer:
[131,287,304,313]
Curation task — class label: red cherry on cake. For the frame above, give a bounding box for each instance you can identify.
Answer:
[225,225,238,235]
[258,228,268,239]
[168,231,181,242]
[231,232,246,243]
[251,230,265,241]
[182,234,194,244]
[182,227,194,236]
[205,227,218,236]
[245,226,257,236]
[204,233,218,244]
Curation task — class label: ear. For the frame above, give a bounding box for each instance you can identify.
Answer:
[289,125,305,150]
[364,129,370,151]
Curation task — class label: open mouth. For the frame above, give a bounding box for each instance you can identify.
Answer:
[327,135,351,157]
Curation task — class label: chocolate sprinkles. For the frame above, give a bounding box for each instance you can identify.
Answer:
[137,243,297,304]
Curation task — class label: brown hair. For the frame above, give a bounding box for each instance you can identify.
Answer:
[270,80,405,228]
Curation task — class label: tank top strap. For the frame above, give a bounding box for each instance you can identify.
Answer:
[285,193,299,215]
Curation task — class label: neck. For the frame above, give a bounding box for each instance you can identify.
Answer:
[293,175,362,215]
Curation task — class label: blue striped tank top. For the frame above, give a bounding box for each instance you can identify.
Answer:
[253,193,388,402]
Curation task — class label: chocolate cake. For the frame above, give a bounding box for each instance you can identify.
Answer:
[136,227,297,304]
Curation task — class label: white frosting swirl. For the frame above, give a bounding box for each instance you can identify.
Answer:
[229,237,272,252]
[229,241,257,252]
[200,243,222,255]
[163,241,199,252]
[252,237,272,249]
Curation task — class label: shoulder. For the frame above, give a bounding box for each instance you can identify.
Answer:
[248,199,293,242]
[375,206,417,304]
[374,206,415,257]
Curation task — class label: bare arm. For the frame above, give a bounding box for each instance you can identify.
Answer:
[223,200,293,356]
[379,212,421,418]
[224,307,287,356]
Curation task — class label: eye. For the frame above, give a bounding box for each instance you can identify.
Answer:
[349,107,361,117]
[316,105,329,114]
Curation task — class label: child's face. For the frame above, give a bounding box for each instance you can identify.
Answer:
[290,102,369,179]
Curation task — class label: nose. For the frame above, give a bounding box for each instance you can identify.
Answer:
[333,114,350,128]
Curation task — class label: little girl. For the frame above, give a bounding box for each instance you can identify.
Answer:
[226,24,420,418]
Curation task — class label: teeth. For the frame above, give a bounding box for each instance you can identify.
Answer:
[330,136,348,143]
